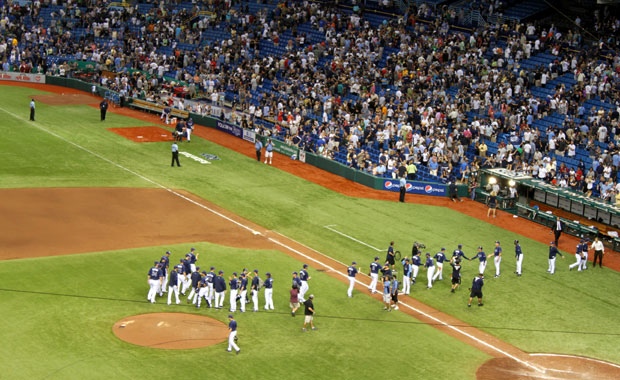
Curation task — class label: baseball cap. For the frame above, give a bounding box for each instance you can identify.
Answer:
[154,260,159,265]
[218,270,224,274]
[514,240,519,244]
[266,272,271,276]
[233,272,237,276]
[580,239,585,243]
[426,253,430,256]
[210,266,215,270]
[495,241,500,244]
[374,256,379,260]
[293,271,298,274]
[303,264,308,268]
[254,269,258,273]
[241,273,246,277]
[352,261,357,265]
[185,253,190,257]
[196,266,200,271]
[478,246,483,249]
[405,258,410,261]
[165,251,171,254]
[309,294,314,299]
[550,241,555,245]
[201,271,207,275]
[228,314,233,318]
[441,248,445,251]
[458,244,462,248]
[191,248,195,251]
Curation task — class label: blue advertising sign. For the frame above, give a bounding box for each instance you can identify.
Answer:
[215,120,243,138]
[383,180,447,196]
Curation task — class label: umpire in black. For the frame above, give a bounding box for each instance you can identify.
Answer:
[100,99,109,121]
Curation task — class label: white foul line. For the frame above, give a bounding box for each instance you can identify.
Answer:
[0,104,543,373]
[324,225,383,251]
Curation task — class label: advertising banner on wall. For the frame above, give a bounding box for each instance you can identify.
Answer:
[0,71,45,83]
[383,180,447,196]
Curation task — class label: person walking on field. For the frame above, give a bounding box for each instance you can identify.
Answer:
[490,241,502,278]
[368,257,382,294]
[592,237,605,268]
[171,142,181,167]
[432,248,448,281]
[580,239,589,270]
[424,253,435,289]
[100,99,108,121]
[547,241,564,274]
[290,285,300,316]
[552,217,564,246]
[569,240,584,272]
[29,99,35,121]
[514,240,524,276]
[302,294,317,331]
[227,315,241,354]
[449,257,462,293]
[468,273,484,307]
[399,176,407,202]
[347,262,359,297]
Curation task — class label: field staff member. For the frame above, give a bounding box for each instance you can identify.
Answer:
[468,273,484,307]
[227,315,241,354]
[514,240,524,276]
[449,257,462,293]
[386,241,396,269]
[424,253,435,289]
[368,257,381,294]
[171,142,181,167]
[592,237,605,268]
[29,98,35,121]
[552,216,564,247]
[347,262,359,297]
[255,138,263,161]
[399,176,407,202]
[100,99,108,121]
[302,294,317,331]
[547,241,564,274]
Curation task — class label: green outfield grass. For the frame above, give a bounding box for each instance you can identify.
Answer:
[1,84,619,377]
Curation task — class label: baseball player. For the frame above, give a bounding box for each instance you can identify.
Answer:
[292,272,302,293]
[175,259,186,292]
[188,266,202,304]
[489,241,502,278]
[386,242,396,269]
[432,248,448,281]
[347,262,359,297]
[227,315,241,354]
[452,245,471,261]
[147,261,162,303]
[167,266,181,305]
[299,264,311,302]
[186,117,194,142]
[251,269,261,312]
[468,273,484,307]
[239,273,248,312]
[581,239,589,270]
[411,251,421,285]
[161,106,171,124]
[206,267,216,307]
[188,248,199,273]
[196,271,210,308]
[263,272,274,310]
[181,255,192,295]
[471,246,488,274]
[424,253,435,289]
[382,274,391,311]
[160,251,171,291]
[449,257,462,293]
[390,275,399,310]
[157,262,165,297]
[514,240,524,276]
[214,270,227,309]
[229,273,239,312]
[547,241,564,274]
[569,240,584,272]
[401,257,411,294]
[368,257,382,294]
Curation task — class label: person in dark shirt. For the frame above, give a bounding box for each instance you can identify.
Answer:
[450,258,462,293]
[468,273,484,307]
[290,285,300,317]
[449,182,462,202]
[100,99,108,121]
[302,294,316,331]
[167,266,180,305]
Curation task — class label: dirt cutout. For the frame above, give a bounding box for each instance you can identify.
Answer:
[112,313,228,349]
[108,126,175,142]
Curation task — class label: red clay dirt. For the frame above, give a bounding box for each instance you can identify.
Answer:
[108,126,174,142]
[31,93,100,105]
[112,312,228,349]
[3,81,619,375]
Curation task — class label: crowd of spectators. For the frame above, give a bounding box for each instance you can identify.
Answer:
[1,0,620,202]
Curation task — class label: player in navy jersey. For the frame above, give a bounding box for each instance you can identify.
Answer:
[196,272,209,308]
[299,264,311,302]
[368,257,382,294]
[432,248,448,281]
[514,240,524,276]
[468,273,484,307]
[147,261,161,303]
[160,251,171,292]
[547,241,564,274]
[490,241,502,278]
[214,270,227,309]
[239,273,248,312]
[229,273,239,312]
[263,272,274,310]
[411,252,422,285]
[569,240,584,272]
[452,245,470,261]
[227,315,240,354]
[292,272,302,290]
[471,246,488,274]
[347,262,359,297]
[206,267,216,308]
[167,265,180,305]
[401,257,411,294]
[424,253,435,289]
[188,248,199,272]
[251,269,261,312]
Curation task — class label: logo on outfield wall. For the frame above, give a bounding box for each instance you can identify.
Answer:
[383,180,446,196]
[424,185,433,193]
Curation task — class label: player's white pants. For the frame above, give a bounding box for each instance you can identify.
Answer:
[516,254,523,275]
[412,265,419,282]
[264,288,274,309]
[369,273,379,293]
[402,275,411,294]
[190,264,196,273]
[494,256,501,276]
[548,258,556,274]
[158,279,164,296]
[215,291,225,308]
[432,263,443,281]
[196,287,209,307]
[229,289,238,312]
[181,276,191,294]
[186,128,191,141]
[163,273,168,292]
[188,287,197,303]
[228,331,240,352]
[427,267,435,288]
[299,281,309,301]
[479,261,487,274]
[569,255,582,271]
[147,280,158,302]
[252,289,259,311]
[240,290,247,312]
[264,150,273,164]
[581,252,588,270]
[207,284,214,305]
[167,285,180,305]
[347,276,355,297]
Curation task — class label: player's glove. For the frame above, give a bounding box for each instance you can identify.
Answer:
[234,336,238,342]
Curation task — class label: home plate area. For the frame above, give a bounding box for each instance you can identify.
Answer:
[107,126,174,142]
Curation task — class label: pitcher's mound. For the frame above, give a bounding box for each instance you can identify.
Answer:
[477,354,620,379]
[113,312,229,349]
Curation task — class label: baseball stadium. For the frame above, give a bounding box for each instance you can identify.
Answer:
[1,0,620,379]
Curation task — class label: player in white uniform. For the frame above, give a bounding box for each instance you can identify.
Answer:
[580,239,589,270]
[432,248,448,281]
[401,257,412,294]
[424,253,435,289]
[299,264,311,302]
[346,262,358,297]
[514,240,524,276]
[147,261,162,303]
[569,240,584,271]
[490,241,502,278]
[411,252,421,284]
[368,257,381,293]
